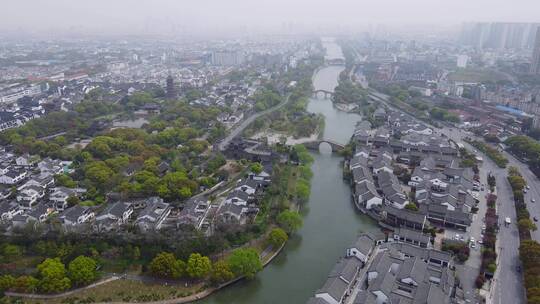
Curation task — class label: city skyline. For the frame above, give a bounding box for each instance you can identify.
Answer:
[1,0,540,36]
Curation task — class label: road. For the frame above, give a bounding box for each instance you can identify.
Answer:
[499,152,540,241]
[218,93,291,151]
[368,90,525,304]
[439,127,525,304]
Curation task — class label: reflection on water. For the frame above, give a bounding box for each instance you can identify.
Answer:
[318,142,333,154]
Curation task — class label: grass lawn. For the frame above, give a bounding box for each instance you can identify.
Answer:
[21,279,204,304]
[447,68,508,83]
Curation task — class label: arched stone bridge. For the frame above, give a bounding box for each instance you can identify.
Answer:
[312,89,334,99]
[303,139,345,153]
[325,58,346,66]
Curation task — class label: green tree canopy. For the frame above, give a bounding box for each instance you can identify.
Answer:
[267,228,288,247]
[250,162,263,174]
[227,248,262,280]
[13,276,39,293]
[277,210,303,234]
[519,218,538,232]
[0,275,15,292]
[210,260,234,284]
[68,256,98,286]
[186,253,212,279]
[37,258,71,293]
[149,252,184,279]
[404,203,419,212]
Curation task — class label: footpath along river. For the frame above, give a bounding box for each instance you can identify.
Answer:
[198,38,381,304]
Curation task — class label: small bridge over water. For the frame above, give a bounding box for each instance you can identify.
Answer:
[303,139,345,153]
[312,89,334,99]
[325,58,346,66]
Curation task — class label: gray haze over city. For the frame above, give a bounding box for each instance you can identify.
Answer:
[2,0,540,36]
[2,1,540,304]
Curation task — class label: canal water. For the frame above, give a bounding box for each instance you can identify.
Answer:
[198,39,381,304]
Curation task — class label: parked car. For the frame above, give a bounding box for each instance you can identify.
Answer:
[532,198,536,203]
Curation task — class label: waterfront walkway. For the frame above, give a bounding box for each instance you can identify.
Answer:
[5,243,285,304]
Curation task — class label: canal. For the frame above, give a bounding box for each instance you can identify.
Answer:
[198,39,381,304]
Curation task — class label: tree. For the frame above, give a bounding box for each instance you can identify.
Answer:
[277,210,303,234]
[520,240,540,267]
[3,244,22,258]
[227,248,262,279]
[267,228,288,247]
[211,260,234,284]
[37,258,71,293]
[68,256,98,286]
[296,179,310,202]
[149,252,184,279]
[66,196,80,207]
[0,275,15,293]
[55,174,77,188]
[132,246,141,260]
[250,162,263,174]
[404,203,419,211]
[13,276,39,293]
[519,218,538,232]
[186,253,212,279]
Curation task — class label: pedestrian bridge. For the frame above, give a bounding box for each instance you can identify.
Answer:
[303,139,345,153]
[312,89,334,99]
[325,58,346,66]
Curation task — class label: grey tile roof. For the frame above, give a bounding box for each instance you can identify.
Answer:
[60,205,92,223]
[352,166,373,184]
[395,227,431,245]
[306,297,331,304]
[99,202,131,218]
[226,190,250,202]
[328,257,361,282]
[317,276,348,303]
[350,234,376,256]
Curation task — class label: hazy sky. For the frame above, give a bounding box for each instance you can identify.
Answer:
[2,0,540,35]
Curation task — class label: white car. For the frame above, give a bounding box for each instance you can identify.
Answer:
[532,198,536,203]
[527,185,531,190]
[470,237,475,243]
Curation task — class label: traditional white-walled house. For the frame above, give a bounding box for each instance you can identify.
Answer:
[0,169,27,185]
[234,179,260,195]
[346,234,376,264]
[225,190,250,206]
[0,201,22,221]
[178,196,210,229]
[60,206,95,226]
[16,186,45,210]
[49,187,87,211]
[95,202,133,231]
[315,257,362,304]
[355,181,383,210]
[16,154,39,167]
[135,198,171,231]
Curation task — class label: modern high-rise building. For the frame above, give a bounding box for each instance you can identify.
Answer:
[456,55,469,68]
[211,50,245,66]
[531,27,540,74]
[460,22,540,50]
